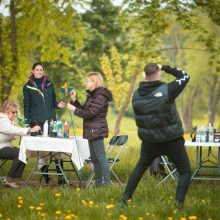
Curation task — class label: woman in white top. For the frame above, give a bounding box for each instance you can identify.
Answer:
[0,100,40,188]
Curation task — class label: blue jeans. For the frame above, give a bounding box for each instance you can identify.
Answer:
[89,138,110,185]
[123,137,191,204]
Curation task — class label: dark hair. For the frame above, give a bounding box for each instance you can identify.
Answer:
[32,62,44,70]
[144,63,159,76]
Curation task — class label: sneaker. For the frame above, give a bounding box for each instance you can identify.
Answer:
[3,177,20,188]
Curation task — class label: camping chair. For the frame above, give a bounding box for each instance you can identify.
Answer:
[0,159,8,182]
[159,155,178,184]
[85,135,128,188]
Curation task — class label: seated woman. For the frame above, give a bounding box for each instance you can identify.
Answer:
[0,100,40,188]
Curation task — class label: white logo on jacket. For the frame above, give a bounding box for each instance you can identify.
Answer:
[154,92,163,97]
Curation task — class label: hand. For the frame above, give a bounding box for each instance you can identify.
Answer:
[31,125,41,133]
[58,101,66,109]
[67,103,76,112]
[70,90,77,102]
[157,64,162,70]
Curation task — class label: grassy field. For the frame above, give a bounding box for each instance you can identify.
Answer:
[0,111,220,220]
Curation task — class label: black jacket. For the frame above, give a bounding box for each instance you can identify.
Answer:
[132,65,190,143]
[23,76,58,123]
[71,87,113,140]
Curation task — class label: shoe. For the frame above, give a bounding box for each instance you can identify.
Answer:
[117,198,128,208]
[3,177,20,188]
[40,165,50,184]
[57,176,65,185]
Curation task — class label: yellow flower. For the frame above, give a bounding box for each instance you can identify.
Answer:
[181,218,187,220]
[29,206,35,210]
[55,193,61,197]
[17,204,22,208]
[81,200,87,205]
[65,215,72,219]
[76,188,80,191]
[18,200,23,204]
[56,210,62,215]
[40,203,45,206]
[6,218,10,220]
[107,213,112,216]
[18,196,22,200]
[89,201,94,205]
[105,204,114,209]
[189,216,197,220]
[138,217,144,220]
[36,207,42,211]
[0,214,2,218]
[145,213,150,216]
[41,213,46,217]
[167,217,173,220]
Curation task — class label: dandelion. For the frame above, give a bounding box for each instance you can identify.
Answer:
[89,201,94,205]
[107,213,112,216]
[41,213,46,217]
[167,217,173,220]
[181,217,187,220]
[29,206,35,210]
[201,200,206,204]
[138,217,144,220]
[55,193,61,197]
[0,214,2,218]
[119,214,127,220]
[36,207,42,211]
[18,200,23,204]
[81,200,87,205]
[40,203,45,206]
[189,216,197,220]
[56,210,62,215]
[6,218,10,220]
[18,196,22,200]
[145,213,150,216]
[106,204,114,209]
[76,188,80,191]
[65,215,72,219]
[17,204,22,208]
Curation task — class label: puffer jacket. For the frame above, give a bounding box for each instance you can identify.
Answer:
[23,75,58,123]
[71,87,113,140]
[0,113,29,149]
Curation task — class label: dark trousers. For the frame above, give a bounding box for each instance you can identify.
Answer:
[0,147,25,178]
[123,137,192,204]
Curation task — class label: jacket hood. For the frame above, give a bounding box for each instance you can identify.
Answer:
[87,87,113,101]
[138,81,163,96]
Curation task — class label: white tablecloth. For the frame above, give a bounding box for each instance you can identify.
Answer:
[19,136,90,170]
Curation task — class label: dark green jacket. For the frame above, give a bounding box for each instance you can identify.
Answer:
[132,83,183,143]
[23,76,58,123]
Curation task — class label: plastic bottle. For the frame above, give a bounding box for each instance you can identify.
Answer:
[63,121,69,138]
[208,123,214,143]
[49,120,54,137]
[43,120,48,137]
[57,121,63,138]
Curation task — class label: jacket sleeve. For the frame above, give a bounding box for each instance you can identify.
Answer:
[70,99,83,109]
[0,118,29,136]
[23,85,31,123]
[74,95,107,119]
[162,65,190,101]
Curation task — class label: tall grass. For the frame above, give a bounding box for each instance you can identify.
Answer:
[1,111,220,220]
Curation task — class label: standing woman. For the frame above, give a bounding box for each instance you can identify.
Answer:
[67,72,113,187]
[0,100,40,188]
[23,62,65,184]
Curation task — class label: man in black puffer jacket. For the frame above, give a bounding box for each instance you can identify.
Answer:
[120,63,191,208]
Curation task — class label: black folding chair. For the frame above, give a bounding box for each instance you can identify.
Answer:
[86,135,128,188]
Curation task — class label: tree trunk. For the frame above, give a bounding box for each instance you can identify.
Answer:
[208,75,220,126]
[1,0,18,102]
[114,64,140,135]
[183,87,199,131]
[0,15,4,103]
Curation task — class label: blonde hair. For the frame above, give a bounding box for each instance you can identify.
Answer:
[0,100,18,113]
[86,72,104,88]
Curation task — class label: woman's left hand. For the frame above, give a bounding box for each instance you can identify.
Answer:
[58,101,66,109]
[67,103,76,112]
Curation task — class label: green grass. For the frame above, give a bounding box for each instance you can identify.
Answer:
[1,112,220,220]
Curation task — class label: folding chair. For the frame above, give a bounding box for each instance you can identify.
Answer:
[86,135,128,188]
[0,159,8,182]
[159,155,178,184]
